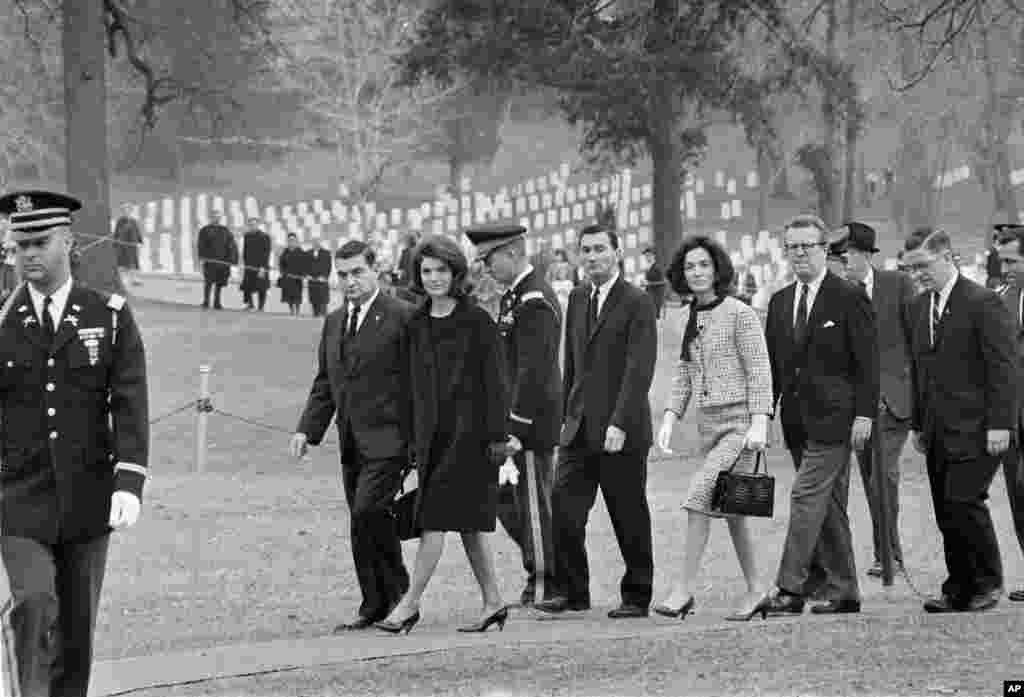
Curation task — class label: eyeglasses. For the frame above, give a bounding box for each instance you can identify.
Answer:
[903,260,937,273]
[783,242,825,255]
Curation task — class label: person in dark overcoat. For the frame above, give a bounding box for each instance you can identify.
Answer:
[113,204,143,286]
[307,238,332,317]
[277,233,307,316]
[467,224,563,607]
[240,218,272,311]
[196,211,237,310]
[0,190,150,697]
[376,234,511,635]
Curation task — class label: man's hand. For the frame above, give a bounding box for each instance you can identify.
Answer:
[604,425,626,453]
[744,414,769,452]
[851,416,873,451]
[289,432,309,459]
[987,429,1011,456]
[109,491,141,530]
[506,435,524,456]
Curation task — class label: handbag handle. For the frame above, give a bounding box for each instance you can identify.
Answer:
[725,448,768,474]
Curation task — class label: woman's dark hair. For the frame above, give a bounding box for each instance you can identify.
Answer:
[665,235,735,298]
[410,234,469,299]
[553,248,569,263]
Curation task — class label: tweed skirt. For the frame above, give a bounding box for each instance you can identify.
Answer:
[682,402,756,517]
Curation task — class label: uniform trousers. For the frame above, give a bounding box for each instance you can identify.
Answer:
[1000,442,1024,568]
[550,441,653,608]
[0,534,108,697]
[341,433,409,621]
[497,449,555,604]
[854,406,908,565]
[777,440,860,602]
[925,440,1003,604]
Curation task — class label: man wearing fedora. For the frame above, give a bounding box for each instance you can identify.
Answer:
[466,224,562,607]
[842,221,916,580]
[0,190,149,696]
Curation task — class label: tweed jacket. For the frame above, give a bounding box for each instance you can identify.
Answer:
[666,296,773,417]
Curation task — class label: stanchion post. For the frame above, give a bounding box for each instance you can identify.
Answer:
[194,365,211,474]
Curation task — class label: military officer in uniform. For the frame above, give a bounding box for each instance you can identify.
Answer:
[0,190,149,697]
[467,224,562,607]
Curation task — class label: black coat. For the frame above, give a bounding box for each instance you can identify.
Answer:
[114,216,142,269]
[278,248,307,304]
[0,284,149,543]
[561,276,657,452]
[408,299,508,531]
[241,229,272,293]
[765,270,879,448]
[497,268,563,450]
[297,292,415,459]
[307,249,332,306]
[197,224,237,285]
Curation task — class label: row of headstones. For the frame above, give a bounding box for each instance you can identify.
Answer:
[934,164,1024,190]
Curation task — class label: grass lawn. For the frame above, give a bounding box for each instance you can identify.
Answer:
[96,297,1024,695]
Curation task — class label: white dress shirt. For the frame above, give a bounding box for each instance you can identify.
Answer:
[593,271,620,316]
[792,267,828,327]
[861,266,874,301]
[28,276,72,328]
[348,287,380,333]
[508,264,535,294]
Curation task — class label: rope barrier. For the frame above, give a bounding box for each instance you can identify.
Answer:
[148,400,200,426]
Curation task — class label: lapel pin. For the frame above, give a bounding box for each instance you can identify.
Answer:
[17,305,27,313]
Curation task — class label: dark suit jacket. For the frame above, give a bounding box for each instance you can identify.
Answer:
[999,285,1024,433]
[870,268,916,420]
[498,269,563,450]
[297,292,415,460]
[766,271,879,447]
[910,275,1017,459]
[561,276,657,453]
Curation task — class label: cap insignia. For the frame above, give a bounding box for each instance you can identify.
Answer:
[14,195,33,213]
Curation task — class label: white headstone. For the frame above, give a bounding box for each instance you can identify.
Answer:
[158,232,174,272]
[628,210,640,227]
[721,202,732,220]
[715,171,725,188]
[715,230,728,248]
[640,205,651,224]
[534,213,546,230]
[731,199,742,218]
[542,193,553,210]
[695,178,705,195]
[547,210,558,226]
[726,178,737,195]
[746,171,758,188]
[685,190,697,219]
[245,196,260,218]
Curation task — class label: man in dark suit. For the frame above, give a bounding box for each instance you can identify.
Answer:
[763,214,879,616]
[291,240,415,631]
[196,211,237,310]
[467,224,563,607]
[991,223,1024,602]
[842,221,916,579]
[240,218,272,311]
[0,190,150,697]
[534,224,658,619]
[904,227,1015,612]
[307,237,333,317]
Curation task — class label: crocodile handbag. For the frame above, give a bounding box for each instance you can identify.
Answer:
[711,450,775,517]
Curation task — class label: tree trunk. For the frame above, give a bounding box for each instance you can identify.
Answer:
[756,141,771,232]
[770,147,793,198]
[821,0,841,228]
[977,13,1018,223]
[64,0,121,294]
[841,0,858,224]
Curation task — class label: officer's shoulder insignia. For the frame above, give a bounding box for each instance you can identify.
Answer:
[107,293,126,311]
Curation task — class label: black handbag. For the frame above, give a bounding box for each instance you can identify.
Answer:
[711,449,775,517]
[392,468,419,541]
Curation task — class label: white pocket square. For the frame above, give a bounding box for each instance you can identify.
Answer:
[822,320,836,328]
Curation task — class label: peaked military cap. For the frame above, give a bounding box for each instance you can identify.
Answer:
[837,221,879,253]
[994,223,1024,234]
[465,223,527,259]
[0,190,81,240]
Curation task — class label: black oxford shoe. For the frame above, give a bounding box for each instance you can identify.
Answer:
[923,594,960,613]
[765,591,805,616]
[333,616,377,632]
[810,599,861,614]
[607,604,649,619]
[965,588,1002,612]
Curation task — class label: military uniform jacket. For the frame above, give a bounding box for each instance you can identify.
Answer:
[498,269,563,450]
[0,283,149,544]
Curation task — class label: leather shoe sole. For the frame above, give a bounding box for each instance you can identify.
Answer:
[965,589,1002,612]
[333,616,377,632]
[923,596,960,613]
[607,605,649,619]
[1008,588,1024,602]
[810,599,861,614]
[533,598,591,614]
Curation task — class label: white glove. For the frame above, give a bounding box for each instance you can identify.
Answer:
[499,456,520,486]
[109,491,141,530]
[507,435,523,454]
[657,412,677,454]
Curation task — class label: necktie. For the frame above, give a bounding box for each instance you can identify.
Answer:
[793,283,808,345]
[42,296,55,344]
[347,303,360,339]
[931,292,941,347]
[587,287,599,333]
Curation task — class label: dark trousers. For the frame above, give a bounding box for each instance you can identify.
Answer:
[777,440,860,602]
[243,289,267,310]
[1002,444,1024,566]
[926,440,1003,603]
[854,407,908,565]
[550,444,654,607]
[0,534,109,697]
[497,449,556,604]
[341,435,409,620]
[202,279,223,308]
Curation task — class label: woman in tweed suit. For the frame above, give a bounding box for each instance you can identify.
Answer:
[654,236,774,621]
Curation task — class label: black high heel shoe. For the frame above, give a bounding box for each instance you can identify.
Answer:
[652,596,695,619]
[457,606,510,632]
[375,610,421,634]
[725,592,771,621]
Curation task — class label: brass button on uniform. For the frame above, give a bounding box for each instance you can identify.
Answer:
[47,358,55,367]
[45,383,55,392]
[49,431,58,440]
[47,407,55,417]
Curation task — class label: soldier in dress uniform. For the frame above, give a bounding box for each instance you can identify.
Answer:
[467,224,562,607]
[0,190,149,697]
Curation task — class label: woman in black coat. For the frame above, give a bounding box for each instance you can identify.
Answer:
[277,233,307,315]
[376,235,511,635]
